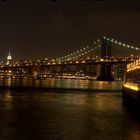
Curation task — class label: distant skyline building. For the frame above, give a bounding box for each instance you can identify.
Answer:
[6,50,12,65]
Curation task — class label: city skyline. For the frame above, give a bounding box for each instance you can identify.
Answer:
[0,0,140,61]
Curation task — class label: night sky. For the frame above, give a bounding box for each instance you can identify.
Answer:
[0,0,140,61]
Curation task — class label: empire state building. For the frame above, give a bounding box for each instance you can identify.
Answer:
[6,51,12,65]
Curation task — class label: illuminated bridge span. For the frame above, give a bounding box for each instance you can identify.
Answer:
[54,36,140,62]
[53,36,140,81]
[1,37,140,81]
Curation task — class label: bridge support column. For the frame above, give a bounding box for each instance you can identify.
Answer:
[97,37,114,81]
[96,64,114,81]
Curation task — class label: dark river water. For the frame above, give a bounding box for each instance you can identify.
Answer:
[0,78,140,140]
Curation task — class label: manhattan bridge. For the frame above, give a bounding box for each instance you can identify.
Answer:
[0,36,140,81]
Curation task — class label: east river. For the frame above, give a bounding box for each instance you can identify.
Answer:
[0,78,140,140]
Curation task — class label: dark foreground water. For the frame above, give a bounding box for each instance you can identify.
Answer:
[0,79,140,140]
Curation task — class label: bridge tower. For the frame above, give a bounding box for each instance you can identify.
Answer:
[97,37,114,81]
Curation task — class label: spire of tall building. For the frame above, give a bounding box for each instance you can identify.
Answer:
[6,50,12,65]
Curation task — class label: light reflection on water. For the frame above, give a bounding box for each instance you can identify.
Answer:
[0,79,140,139]
[0,78,122,91]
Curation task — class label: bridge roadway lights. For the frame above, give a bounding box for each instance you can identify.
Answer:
[96,64,114,81]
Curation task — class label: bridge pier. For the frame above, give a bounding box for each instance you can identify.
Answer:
[96,64,114,81]
[97,37,114,81]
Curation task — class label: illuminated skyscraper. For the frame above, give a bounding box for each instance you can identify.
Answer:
[6,50,12,65]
